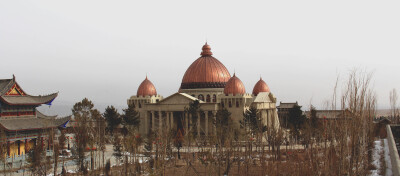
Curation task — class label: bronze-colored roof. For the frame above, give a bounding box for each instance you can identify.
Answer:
[180,43,231,89]
[137,76,157,97]
[0,111,70,131]
[252,77,270,96]
[224,73,246,95]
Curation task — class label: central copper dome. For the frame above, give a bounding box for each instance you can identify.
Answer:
[180,43,231,89]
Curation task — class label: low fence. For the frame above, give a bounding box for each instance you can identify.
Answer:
[387,125,400,176]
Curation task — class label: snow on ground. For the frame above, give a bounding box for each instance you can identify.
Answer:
[67,169,76,173]
[370,139,393,176]
[370,140,383,176]
[383,139,393,176]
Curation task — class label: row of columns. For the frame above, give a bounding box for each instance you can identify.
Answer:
[145,110,217,136]
[6,138,34,157]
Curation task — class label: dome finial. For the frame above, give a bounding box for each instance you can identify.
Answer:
[201,42,212,56]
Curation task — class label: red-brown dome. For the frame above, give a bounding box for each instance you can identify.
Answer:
[180,43,231,89]
[137,76,157,97]
[224,73,246,95]
[252,77,270,96]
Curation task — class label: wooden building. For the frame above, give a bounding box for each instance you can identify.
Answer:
[0,75,70,158]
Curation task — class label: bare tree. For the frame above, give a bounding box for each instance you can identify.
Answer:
[0,129,7,176]
[72,98,99,173]
[390,88,398,123]
[334,69,376,175]
[27,133,49,175]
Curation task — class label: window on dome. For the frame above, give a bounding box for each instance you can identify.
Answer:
[198,94,204,101]
[206,95,211,102]
[212,95,216,102]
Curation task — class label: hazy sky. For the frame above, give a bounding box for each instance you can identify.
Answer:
[1,0,399,111]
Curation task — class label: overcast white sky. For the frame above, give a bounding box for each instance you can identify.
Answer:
[1,0,399,111]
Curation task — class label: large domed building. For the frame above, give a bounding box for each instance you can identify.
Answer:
[128,43,280,136]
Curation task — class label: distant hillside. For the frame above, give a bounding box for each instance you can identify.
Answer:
[376,109,392,117]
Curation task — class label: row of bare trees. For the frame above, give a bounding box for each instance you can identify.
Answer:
[390,88,400,123]
[34,68,378,175]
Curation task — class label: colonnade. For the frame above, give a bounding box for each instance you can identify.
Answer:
[144,110,217,137]
[5,138,36,157]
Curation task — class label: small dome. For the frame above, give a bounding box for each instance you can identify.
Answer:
[137,76,157,97]
[180,43,231,89]
[252,77,270,95]
[224,73,246,95]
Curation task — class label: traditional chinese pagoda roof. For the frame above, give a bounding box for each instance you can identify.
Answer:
[0,78,15,95]
[0,110,70,131]
[0,93,58,105]
[277,102,300,109]
[0,76,58,105]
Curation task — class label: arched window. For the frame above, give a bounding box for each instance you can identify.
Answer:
[236,101,240,107]
[229,101,232,108]
[206,95,211,102]
[212,94,216,102]
[198,94,204,101]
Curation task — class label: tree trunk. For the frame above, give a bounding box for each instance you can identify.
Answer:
[91,150,94,171]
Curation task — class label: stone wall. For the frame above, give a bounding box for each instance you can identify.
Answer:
[387,125,400,176]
